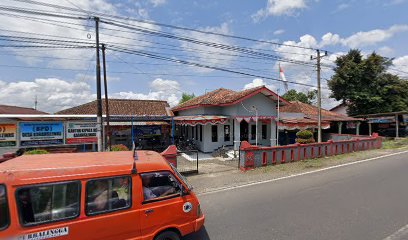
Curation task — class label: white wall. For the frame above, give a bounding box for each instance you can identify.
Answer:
[199,121,233,153]
[176,93,279,152]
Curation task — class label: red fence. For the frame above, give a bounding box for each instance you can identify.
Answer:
[239,133,382,171]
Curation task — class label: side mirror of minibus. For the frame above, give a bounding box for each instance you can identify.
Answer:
[180,185,188,197]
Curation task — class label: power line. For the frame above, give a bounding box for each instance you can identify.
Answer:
[0,3,336,70]
[109,46,326,89]
[9,0,327,52]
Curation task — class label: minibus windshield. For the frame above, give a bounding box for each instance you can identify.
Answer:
[170,164,192,190]
[0,185,9,230]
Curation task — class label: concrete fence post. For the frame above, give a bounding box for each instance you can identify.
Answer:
[297,143,301,161]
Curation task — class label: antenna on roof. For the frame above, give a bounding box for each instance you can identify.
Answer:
[34,95,38,110]
[131,141,137,174]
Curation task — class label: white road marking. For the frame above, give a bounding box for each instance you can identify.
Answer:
[383,224,408,240]
[198,149,408,196]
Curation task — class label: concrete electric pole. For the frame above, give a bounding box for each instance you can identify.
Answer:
[94,17,103,152]
[311,50,327,143]
[101,44,111,151]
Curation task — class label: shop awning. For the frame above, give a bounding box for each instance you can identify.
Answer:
[235,116,275,123]
[108,121,169,126]
[173,115,229,126]
[278,118,330,130]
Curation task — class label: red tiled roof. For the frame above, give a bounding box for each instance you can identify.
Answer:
[172,86,288,112]
[280,101,360,121]
[0,104,48,114]
[56,99,173,116]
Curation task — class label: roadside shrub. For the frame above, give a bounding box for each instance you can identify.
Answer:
[110,144,129,151]
[24,149,49,155]
[295,138,315,144]
[296,130,313,139]
[295,130,315,144]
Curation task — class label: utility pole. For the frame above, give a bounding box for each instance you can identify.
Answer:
[101,44,111,151]
[94,17,103,152]
[311,50,327,143]
[276,62,281,146]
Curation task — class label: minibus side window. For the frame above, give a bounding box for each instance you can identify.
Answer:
[0,185,9,230]
[16,182,80,226]
[86,176,131,215]
[141,172,182,202]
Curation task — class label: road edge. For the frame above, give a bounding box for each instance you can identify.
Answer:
[198,149,408,196]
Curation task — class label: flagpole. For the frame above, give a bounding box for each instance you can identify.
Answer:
[277,63,280,146]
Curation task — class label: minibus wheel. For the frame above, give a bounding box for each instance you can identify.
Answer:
[154,230,180,240]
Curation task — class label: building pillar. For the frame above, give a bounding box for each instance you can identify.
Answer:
[338,122,343,134]
[233,119,241,151]
[270,119,277,146]
[356,122,361,135]
[368,123,372,136]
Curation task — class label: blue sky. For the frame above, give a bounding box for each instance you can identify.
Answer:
[1,0,408,113]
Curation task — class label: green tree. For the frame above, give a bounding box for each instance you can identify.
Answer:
[282,89,317,104]
[179,92,196,104]
[328,49,408,115]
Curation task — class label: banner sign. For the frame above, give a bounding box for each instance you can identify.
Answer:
[19,122,63,146]
[346,122,356,129]
[367,116,395,124]
[66,122,97,144]
[134,126,162,137]
[0,124,17,147]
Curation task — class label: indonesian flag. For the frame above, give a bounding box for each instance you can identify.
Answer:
[280,66,289,92]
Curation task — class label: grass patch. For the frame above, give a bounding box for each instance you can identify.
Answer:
[382,138,408,149]
[302,158,324,169]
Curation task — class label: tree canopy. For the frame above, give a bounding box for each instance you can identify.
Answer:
[282,89,317,105]
[179,92,196,104]
[328,49,408,115]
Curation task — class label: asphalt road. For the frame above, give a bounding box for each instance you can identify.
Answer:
[184,151,408,240]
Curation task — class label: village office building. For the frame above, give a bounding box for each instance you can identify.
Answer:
[171,86,363,153]
[171,86,289,153]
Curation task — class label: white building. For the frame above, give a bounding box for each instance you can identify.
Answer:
[171,86,289,153]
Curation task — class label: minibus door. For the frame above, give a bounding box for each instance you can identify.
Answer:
[139,172,194,236]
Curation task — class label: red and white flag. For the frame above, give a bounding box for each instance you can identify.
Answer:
[280,66,288,92]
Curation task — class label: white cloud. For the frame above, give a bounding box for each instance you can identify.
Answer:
[341,25,408,48]
[333,3,350,13]
[377,46,394,57]
[0,78,95,113]
[110,78,182,106]
[252,0,307,21]
[0,0,159,68]
[0,77,183,113]
[390,55,408,77]
[177,22,236,72]
[149,0,167,7]
[74,73,120,82]
[243,78,277,92]
[273,29,285,35]
[320,33,341,47]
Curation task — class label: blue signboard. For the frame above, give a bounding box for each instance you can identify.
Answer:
[19,122,64,146]
[367,116,395,124]
[133,126,162,137]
